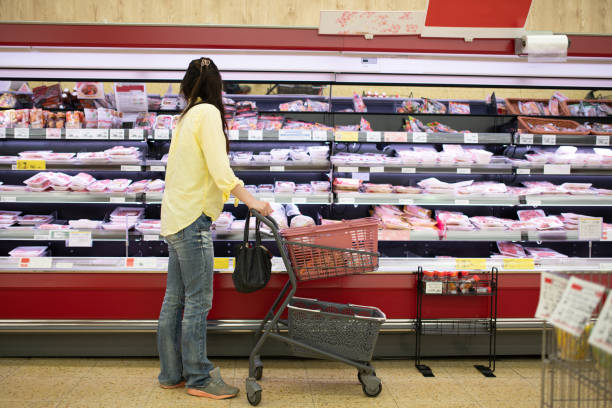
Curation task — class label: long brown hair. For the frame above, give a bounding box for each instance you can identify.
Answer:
[179,57,229,152]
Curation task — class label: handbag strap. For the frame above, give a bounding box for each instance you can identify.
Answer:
[243,210,263,245]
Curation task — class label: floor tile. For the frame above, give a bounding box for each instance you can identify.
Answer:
[0,375,80,402]
[0,358,28,379]
[147,386,233,408]
[394,401,481,408]
[13,358,96,378]
[0,403,59,408]
[88,358,159,378]
[385,377,478,403]
[62,376,154,405]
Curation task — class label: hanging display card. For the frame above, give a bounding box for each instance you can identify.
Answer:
[588,293,612,355]
[534,272,569,320]
[550,277,606,337]
[114,83,148,112]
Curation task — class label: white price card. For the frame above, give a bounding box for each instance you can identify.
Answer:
[425,281,443,294]
[550,276,606,337]
[312,130,328,141]
[269,166,284,172]
[125,257,158,269]
[14,128,29,139]
[517,168,531,175]
[578,217,603,241]
[154,129,170,140]
[292,197,307,204]
[56,262,74,269]
[457,168,471,174]
[412,132,427,143]
[454,199,469,205]
[464,133,479,143]
[369,166,384,173]
[67,231,92,247]
[338,196,356,204]
[49,231,69,240]
[34,233,50,241]
[279,129,311,141]
[0,128,5,138]
[519,134,534,145]
[143,234,160,241]
[247,130,263,140]
[596,135,610,146]
[542,134,557,145]
[1,196,17,202]
[383,132,407,143]
[588,293,612,355]
[128,128,144,140]
[525,197,542,206]
[228,130,240,140]
[544,164,571,175]
[45,128,61,139]
[110,196,126,203]
[65,129,81,139]
[150,165,165,172]
[398,198,414,205]
[338,166,359,173]
[87,129,109,139]
[120,165,141,172]
[535,272,569,320]
[109,129,125,140]
[366,131,382,142]
[18,257,53,269]
[401,168,416,174]
[271,257,286,272]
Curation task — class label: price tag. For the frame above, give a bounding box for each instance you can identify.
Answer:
[90,129,109,139]
[18,257,53,269]
[425,281,443,294]
[247,130,263,140]
[143,234,159,241]
[335,131,359,142]
[398,198,414,205]
[1,196,17,202]
[278,129,311,141]
[369,166,384,173]
[503,258,535,270]
[125,257,158,269]
[338,166,359,173]
[366,132,381,142]
[454,199,469,205]
[550,276,605,336]
[455,258,487,270]
[525,197,542,206]
[67,231,92,247]
[588,293,612,355]
[228,130,240,140]
[16,159,46,170]
[596,135,610,146]
[150,165,165,172]
[578,217,603,241]
[542,134,557,145]
[120,165,141,172]
[401,168,416,174]
[270,166,284,172]
[312,130,328,141]
[338,196,356,204]
[517,168,531,175]
[34,233,50,240]
[534,272,569,320]
[109,129,125,140]
[292,197,307,204]
[155,129,170,140]
[56,262,74,269]
[412,132,427,143]
[110,196,126,203]
[213,257,234,270]
[383,132,407,143]
[45,128,62,139]
[49,231,69,240]
[14,128,29,139]
[544,164,570,175]
[464,133,479,143]
[128,129,144,140]
[0,128,5,138]
[519,134,534,145]
[457,168,471,174]
[65,129,81,139]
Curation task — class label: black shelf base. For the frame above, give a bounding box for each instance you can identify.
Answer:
[416,364,435,377]
[474,364,496,377]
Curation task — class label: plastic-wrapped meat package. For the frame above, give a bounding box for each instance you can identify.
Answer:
[69,172,96,191]
[244,185,257,194]
[295,184,313,194]
[87,179,112,192]
[19,151,52,159]
[362,183,393,194]
[213,212,234,231]
[420,150,438,164]
[470,216,508,230]
[307,146,329,160]
[68,219,102,229]
[109,179,132,192]
[258,184,274,193]
[232,151,253,164]
[310,181,330,192]
[18,214,54,225]
[381,215,412,230]
[532,216,564,230]
[0,210,21,222]
[37,223,70,230]
[290,215,315,228]
[23,172,52,188]
[522,181,565,195]
[106,146,140,160]
[9,246,49,257]
[403,205,431,219]
[598,188,612,195]
[136,219,161,234]
[457,182,507,195]
[333,178,361,191]
[524,247,567,259]
[468,149,494,164]
[232,116,258,131]
[44,152,75,161]
[48,172,72,187]
[289,149,310,162]
[279,100,304,112]
[274,181,296,193]
[252,153,271,163]
[109,207,144,224]
[497,242,527,258]
[127,179,150,193]
[77,152,108,163]
[517,209,546,221]
[155,115,173,129]
[507,220,538,231]
[0,155,17,163]
[269,203,288,229]
[270,149,290,162]
[407,216,437,229]
[525,153,549,163]
[397,149,420,164]
[561,183,591,191]
[374,205,403,217]
[102,221,136,230]
[442,144,463,153]
[393,186,422,194]
[436,210,471,226]
[560,213,588,224]
[362,153,385,164]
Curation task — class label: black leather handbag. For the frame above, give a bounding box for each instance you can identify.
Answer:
[232,214,272,293]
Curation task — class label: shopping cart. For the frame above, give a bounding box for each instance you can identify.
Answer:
[541,270,612,407]
[245,210,385,406]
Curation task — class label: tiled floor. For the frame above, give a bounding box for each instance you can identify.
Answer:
[0,356,543,407]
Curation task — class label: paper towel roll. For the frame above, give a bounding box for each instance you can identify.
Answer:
[522,35,568,55]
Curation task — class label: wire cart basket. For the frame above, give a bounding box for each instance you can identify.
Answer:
[541,270,612,407]
[244,210,384,406]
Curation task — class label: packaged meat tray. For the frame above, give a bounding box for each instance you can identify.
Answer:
[68,219,102,229]
[403,205,431,219]
[310,181,330,192]
[105,146,140,158]
[87,179,112,192]
[517,209,546,221]
[24,172,51,188]
[532,216,564,230]
[43,152,75,161]
[333,178,361,191]
[497,242,527,258]
[146,179,165,192]
[295,184,313,194]
[136,219,161,234]
[108,179,132,192]
[110,207,144,222]
[8,246,49,257]
[18,214,54,225]
[393,186,422,194]
[274,181,296,193]
[69,172,96,190]
[213,212,234,230]
[0,210,21,221]
[37,224,70,230]
[470,216,508,230]
[524,247,567,259]
[436,210,471,226]
[127,179,150,193]
[362,183,393,194]
[102,222,135,230]
[77,152,108,163]
[19,151,52,159]
[48,172,72,187]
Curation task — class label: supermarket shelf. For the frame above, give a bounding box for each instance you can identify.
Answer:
[0,161,145,172]
[0,228,132,242]
[0,190,143,204]
[0,128,146,141]
[231,161,330,172]
[228,129,332,142]
[335,159,512,175]
[335,131,512,145]
[243,192,331,205]
[520,194,612,207]
[335,192,519,206]
[514,163,612,175]
[514,133,611,147]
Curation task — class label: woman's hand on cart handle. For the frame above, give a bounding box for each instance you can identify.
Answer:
[247,199,273,217]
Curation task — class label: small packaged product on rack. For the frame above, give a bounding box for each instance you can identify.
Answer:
[134,112,156,130]
[213,212,234,231]
[9,246,49,257]
[524,247,568,259]
[497,241,527,258]
[87,179,112,192]
[352,92,367,112]
[448,102,470,114]
[333,178,361,191]
[135,219,161,235]
[65,111,84,129]
[68,219,102,229]
[18,214,55,225]
[69,172,96,191]
[274,181,296,193]
[279,100,305,112]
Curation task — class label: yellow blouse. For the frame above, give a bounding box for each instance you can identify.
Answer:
[161,103,243,237]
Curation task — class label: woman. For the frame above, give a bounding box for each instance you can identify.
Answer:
[158,57,272,400]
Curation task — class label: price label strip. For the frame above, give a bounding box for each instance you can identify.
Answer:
[67,231,92,247]
[455,258,487,270]
[549,276,606,337]
[503,258,535,270]
[213,257,234,271]
[125,257,158,269]
[278,129,311,141]
[18,257,53,269]
[534,272,569,320]
[588,292,612,355]
[366,132,381,142]
[383,132,407,143]
[335,131,359,142]
[16,159,46,170]
[578,217,603,241]
[519,134,534,145]
[425,281,443,294]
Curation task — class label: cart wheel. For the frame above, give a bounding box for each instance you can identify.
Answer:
[254,365,263,381]
[247,390,262,406]
[358,369,376,385]
[362,381,382,397]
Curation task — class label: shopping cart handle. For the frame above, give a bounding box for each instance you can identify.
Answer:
[249,209,280,232]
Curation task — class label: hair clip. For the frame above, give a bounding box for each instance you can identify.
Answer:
[200,58,211,72]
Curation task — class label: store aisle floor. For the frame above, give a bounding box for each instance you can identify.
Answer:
[0,357,542,407]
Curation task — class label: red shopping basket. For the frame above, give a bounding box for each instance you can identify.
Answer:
[280,217,379,281]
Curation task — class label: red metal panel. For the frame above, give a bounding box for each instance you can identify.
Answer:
[0,272,541,320]
[425,0,532,28]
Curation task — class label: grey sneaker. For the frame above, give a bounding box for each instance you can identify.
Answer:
[187,367,239,400]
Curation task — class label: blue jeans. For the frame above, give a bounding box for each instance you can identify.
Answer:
[158,213,214,388]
